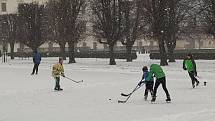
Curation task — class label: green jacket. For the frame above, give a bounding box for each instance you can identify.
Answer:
[183,59,196,72]
[146,64,165,81]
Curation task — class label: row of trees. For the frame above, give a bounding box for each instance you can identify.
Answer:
[0,0,214,65]
[0,0,86,63]
[90,0,215,65]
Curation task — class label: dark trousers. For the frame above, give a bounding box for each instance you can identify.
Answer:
[55,77,60,89]
[188,71,199,85]
[153,77,170,98]
[32,63,39,74]
[144,81,154,96]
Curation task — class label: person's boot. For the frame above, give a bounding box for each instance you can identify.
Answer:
[166,96,171,102]
[58,88,63,91]
[196,81,200,86]
[54,87,58,91]
[151,96,156,102]
[144,95,148,101]
[192,84,195,88]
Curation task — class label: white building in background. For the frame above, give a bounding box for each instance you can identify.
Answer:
[0,0,46,15]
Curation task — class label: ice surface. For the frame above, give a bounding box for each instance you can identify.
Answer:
[0,54,214,121]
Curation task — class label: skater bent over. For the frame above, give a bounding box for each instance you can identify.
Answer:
[52,57,65,91]
[31,51,41,75]
[183,53,199,88]
[138,66,154,101]
[146,64,171,102]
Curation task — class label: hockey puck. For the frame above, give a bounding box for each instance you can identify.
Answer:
[108,98,112,100]
[204,81,207,86]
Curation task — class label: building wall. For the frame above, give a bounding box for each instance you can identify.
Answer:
[0,0,47,14]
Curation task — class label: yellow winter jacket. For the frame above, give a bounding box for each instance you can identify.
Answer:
[52,63,64,77]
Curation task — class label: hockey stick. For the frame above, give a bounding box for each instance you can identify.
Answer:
[196,76,207,86]
[64,76,83,83]
[121,85,142,97]
[118,82,144,103]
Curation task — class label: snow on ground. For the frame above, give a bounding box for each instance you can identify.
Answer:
[0,54,215,121]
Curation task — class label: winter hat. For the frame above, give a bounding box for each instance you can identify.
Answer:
[142,66,148,72]
[59,57,64,62]
[187,53,193,58]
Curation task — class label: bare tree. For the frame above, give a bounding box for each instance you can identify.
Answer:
[46,0,67,60]
[91,0,123,65]
[151,0,168,66]
[0,14,18,59]
[6,14,18,59]
[46,0,86,62]
[149,0,199,64]
[201,0,215,38]
[17,2,46,52]
[120,0,150,62]
[62,0,86,64]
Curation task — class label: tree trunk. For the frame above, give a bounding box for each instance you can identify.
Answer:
[126,45,133,62]
[59,43,66,60]
[10,41,15,59]
[167,0,176,63]
[159,36,168,66]
[68,41,76,64]
[109,45,116,65]
[168,47,175,62]
[167,34,176,62]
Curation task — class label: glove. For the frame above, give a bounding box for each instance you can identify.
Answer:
[61,73,65,77]
[183,67,187,70]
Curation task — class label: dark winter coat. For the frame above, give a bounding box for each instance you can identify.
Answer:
[33,52,41,64]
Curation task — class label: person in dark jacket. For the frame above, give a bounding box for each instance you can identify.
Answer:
[138,66,154,101]
[146,64,171,102]
[183,53,199,88]
[31,51,41,75]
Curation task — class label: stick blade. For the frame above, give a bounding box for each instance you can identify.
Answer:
[121,93,130,97]
[77,80,84,83]
[118,100,126,103]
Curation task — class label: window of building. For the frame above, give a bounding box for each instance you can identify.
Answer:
[139,41,143,47]
[1,3,7,12]
[17,0,24,3]
[82,42,87,47]
[93,42,97,50]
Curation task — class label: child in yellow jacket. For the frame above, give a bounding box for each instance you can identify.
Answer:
[52,57,65,91]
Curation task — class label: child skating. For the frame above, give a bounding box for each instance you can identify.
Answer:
[52,57,65,91]
[138,66,154,101]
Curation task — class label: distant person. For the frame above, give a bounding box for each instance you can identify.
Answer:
[183,53,199,88]
[52,57,65,91]
[138,66,154,101]
[31,50,41,75]
[146,64,171,103]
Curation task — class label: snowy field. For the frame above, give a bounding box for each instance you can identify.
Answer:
[0,54,215,121]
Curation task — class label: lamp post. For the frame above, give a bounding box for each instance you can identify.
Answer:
[2,19,8,63]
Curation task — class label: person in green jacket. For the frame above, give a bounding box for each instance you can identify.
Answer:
[146,64,171,102]
[183,53,199,88]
